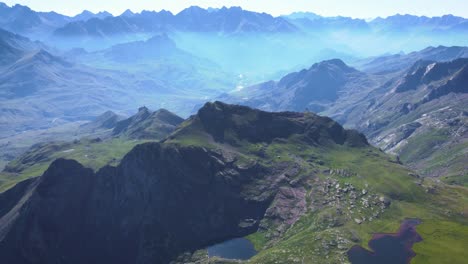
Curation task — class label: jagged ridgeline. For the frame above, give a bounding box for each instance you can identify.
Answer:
[0,102,466,264]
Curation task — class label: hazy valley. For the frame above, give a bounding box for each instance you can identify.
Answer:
[0,1,467,264]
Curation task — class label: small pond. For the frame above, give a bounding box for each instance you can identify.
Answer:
[207,237,257,260]
[348,218,422,264]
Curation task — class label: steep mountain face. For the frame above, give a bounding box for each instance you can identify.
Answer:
[53,6,296,38]
[342,58,468,180]
[355,45,468,74]
[0,102,466,264]
[220,59,385,113]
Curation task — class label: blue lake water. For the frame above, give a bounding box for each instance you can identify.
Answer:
[347,218,423,264]
[207,237,257,260]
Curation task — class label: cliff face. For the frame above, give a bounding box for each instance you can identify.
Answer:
[0,144,279,263]
[0,102,369,263]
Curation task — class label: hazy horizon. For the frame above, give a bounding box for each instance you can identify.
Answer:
[2,0,468,19]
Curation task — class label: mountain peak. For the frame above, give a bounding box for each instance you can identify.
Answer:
[179,5,207,14]
[121,9,134,17]
[185,101,368,146]
[138,106,150,113]
[112,107,183,139]
[312,58,357,72]
[79,10,94,15]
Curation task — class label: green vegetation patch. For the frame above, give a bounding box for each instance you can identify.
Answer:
[0,138,151,192]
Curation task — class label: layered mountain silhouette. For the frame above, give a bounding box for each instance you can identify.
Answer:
[53,6,296,38]
[0,27,234,139]
[0,2,467,263]
[0,36,139,137]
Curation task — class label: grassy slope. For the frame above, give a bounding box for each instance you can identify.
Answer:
[169,126,468,264]
[249,143,467,263]
[0,138,152,192]
[399,128,467,184]
[2,112,467,263]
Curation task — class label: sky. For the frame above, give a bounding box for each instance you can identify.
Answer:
[2,0,468,18]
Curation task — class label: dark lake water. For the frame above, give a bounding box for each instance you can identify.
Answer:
[207,237,257,260]
[348,219,423,264]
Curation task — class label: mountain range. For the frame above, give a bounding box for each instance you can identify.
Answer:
[0,26,235,138]
[347,58,468,181]
[285,12,468,32]
[0,2,467,263]
[0,2,115,37]
[50,8,468,39]
[53,6,296,39]
[0,102,466,263]
[220,47,468,182]
[218,59,384,113]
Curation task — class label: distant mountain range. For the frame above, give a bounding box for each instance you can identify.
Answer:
[0,2,114,37]
[53,6,296,38]
[284,12,468,33]
[52,8,468,38]
[0,2,467,262]
[1,2,467,40]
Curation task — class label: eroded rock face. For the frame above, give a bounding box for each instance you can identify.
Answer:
[0,143,280,264]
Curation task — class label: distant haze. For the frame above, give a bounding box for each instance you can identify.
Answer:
[2,0,468,18]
